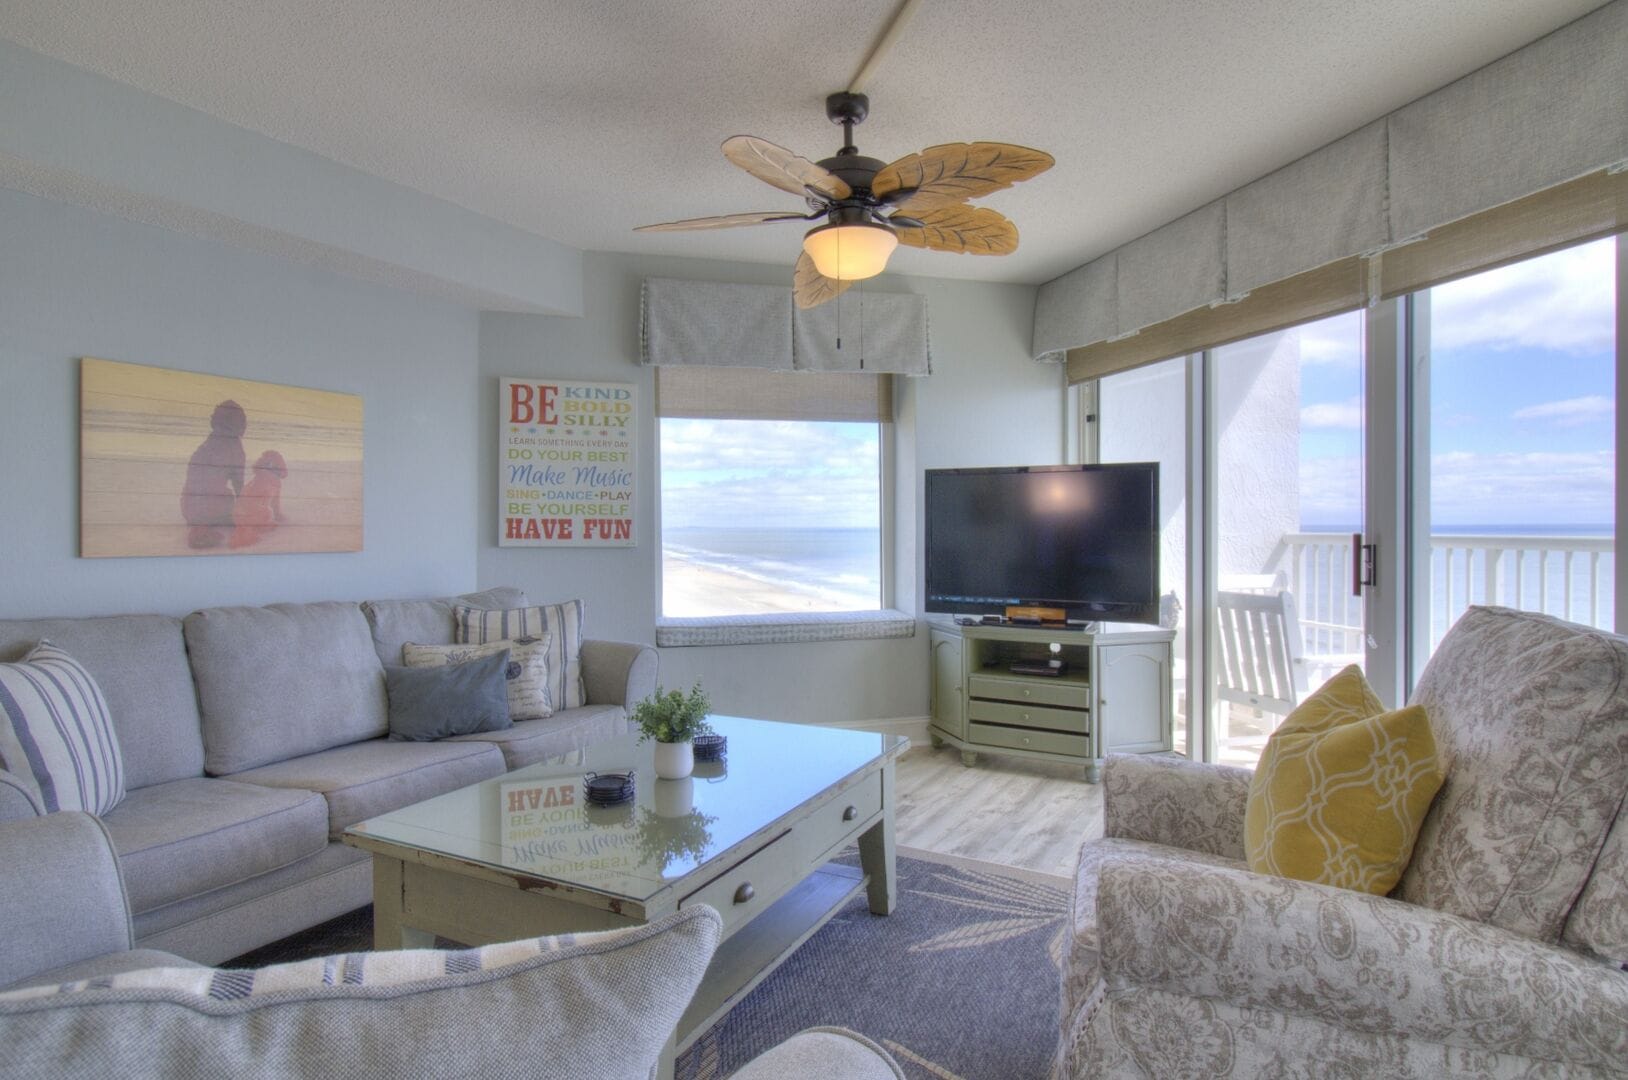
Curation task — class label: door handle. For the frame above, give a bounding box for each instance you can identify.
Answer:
[1351,533,1377,595]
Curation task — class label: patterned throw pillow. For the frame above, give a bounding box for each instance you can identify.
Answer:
[401,636,554,720]
[454,601,585,711]
[0,642,125,815]
[1245,665,1444,895]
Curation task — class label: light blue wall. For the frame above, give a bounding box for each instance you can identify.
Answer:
[0,187,481,618]
[478,252,1063,724]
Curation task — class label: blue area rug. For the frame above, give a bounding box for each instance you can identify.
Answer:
[676,849,1069,1080]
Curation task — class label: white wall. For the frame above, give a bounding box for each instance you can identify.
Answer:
[479,251,1062,724]
[0,187,481,618]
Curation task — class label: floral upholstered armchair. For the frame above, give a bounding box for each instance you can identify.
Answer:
[1059,606,1628,1078]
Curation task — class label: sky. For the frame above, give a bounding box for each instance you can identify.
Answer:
[660,418,880,531]
[1297,235,1617,530]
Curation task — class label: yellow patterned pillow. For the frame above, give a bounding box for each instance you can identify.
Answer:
[1245,665,1444,894]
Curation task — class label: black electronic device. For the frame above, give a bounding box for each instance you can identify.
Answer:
[1010,660,1067,677]
[925,463,1160,626]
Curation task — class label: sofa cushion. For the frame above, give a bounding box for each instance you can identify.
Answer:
[228,740,506,837]
[0,615,204,789]
[101,778,329,914]
[1397,606,1628,942]
[360,587,527,668]
[0,906,722,1080]
[455,599,586,710]
[0,643,126,815]
[450,704,629,770]
[385,651,512,741]
[1245,665,1442,895]
[186,602,387,775]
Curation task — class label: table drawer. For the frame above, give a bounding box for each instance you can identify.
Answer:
[968,698,1088,733]
[968,673,1090,710]
[968,721,1090,758]
[679,830,801,935]
[678,773,883,935]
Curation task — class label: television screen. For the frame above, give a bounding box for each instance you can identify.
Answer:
[924,464,1160,623]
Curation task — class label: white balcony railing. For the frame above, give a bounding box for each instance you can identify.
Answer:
[1270,531,1616,659]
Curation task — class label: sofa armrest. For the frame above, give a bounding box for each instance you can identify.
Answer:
[581,639,657,708]
[1094,856,1628,1072]
[1102,754,1251,859]
[729,1027,905,1080]
[0,811,134,989]
[0,769,44,822]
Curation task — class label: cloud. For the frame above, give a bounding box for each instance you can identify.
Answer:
[1512,395,1612,426]
[1293,312,1364,367]
[1430,237,1616,356]
[1296,450,1613,527]
[660,418,880,529]
[1301,397,1362,429]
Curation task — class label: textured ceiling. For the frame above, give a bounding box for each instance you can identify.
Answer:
[0,0,1608,285]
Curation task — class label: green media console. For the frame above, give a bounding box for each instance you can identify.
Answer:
[927,618,1175,783]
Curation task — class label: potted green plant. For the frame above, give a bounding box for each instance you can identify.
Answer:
[633,682,712,779]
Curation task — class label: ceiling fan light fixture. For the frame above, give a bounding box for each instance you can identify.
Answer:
[802,220,897,281]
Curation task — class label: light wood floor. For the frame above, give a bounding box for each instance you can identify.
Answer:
[893,745,1104,879]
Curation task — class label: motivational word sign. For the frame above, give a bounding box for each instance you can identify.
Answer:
[499,377,635,546]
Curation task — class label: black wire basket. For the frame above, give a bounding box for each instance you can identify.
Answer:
[692,734,727,762]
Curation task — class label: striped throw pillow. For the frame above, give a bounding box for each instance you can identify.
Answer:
[0,642,125,815]
[454,601,585,710]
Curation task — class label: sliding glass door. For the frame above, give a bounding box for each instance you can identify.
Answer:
[1207,312,1366,765]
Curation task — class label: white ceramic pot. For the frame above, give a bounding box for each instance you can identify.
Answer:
[653,776,695,817]
[653,739,694,780]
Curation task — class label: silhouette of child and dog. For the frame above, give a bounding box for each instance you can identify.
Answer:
[180,400,288,550]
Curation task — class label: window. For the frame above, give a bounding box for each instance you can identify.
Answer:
[659,418,882,617]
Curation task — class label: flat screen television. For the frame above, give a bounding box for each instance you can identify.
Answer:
[924,463,1160,625]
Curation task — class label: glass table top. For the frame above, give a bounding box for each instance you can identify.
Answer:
[345,715,907,903]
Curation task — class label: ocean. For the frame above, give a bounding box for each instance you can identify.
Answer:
[664,523,1617,643]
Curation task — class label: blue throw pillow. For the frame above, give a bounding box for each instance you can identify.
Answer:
[384,649,512,741]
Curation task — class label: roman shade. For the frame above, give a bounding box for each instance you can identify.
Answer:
[656,366,892,424]
[641,277,930,375]
[1037,0,1628,381]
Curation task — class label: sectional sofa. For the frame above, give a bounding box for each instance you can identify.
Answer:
[0,588,657,964]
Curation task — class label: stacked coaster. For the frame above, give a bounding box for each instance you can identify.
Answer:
[693,734,727,762]
[583,771,635,806]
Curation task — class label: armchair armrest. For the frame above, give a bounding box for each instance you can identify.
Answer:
[1094,857,1628,1072]
[580,639,657,708]
[1103,754,1252,859]
[0,811,134,989]
[0,768,44,822]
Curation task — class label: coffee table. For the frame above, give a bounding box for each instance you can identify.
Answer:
[343,715,906,1075]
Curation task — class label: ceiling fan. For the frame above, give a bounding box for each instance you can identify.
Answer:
[635,92,1054,309]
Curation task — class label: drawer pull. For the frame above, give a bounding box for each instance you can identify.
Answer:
[733,882,755,905]
[842,805,858,821]
[1022,688,1031,697]
[1022,713,1031,721]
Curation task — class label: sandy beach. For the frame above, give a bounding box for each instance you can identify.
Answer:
[662,550,875,616]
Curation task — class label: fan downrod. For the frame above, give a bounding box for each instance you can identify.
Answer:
[826,92,869,155]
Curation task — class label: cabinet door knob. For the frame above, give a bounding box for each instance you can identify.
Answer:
[842,805,858,821]
[733,882,755,905]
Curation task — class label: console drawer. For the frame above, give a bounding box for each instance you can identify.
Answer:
[968,722,1090,758]
[968,672,1090,709]
[968,699,1088,733]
